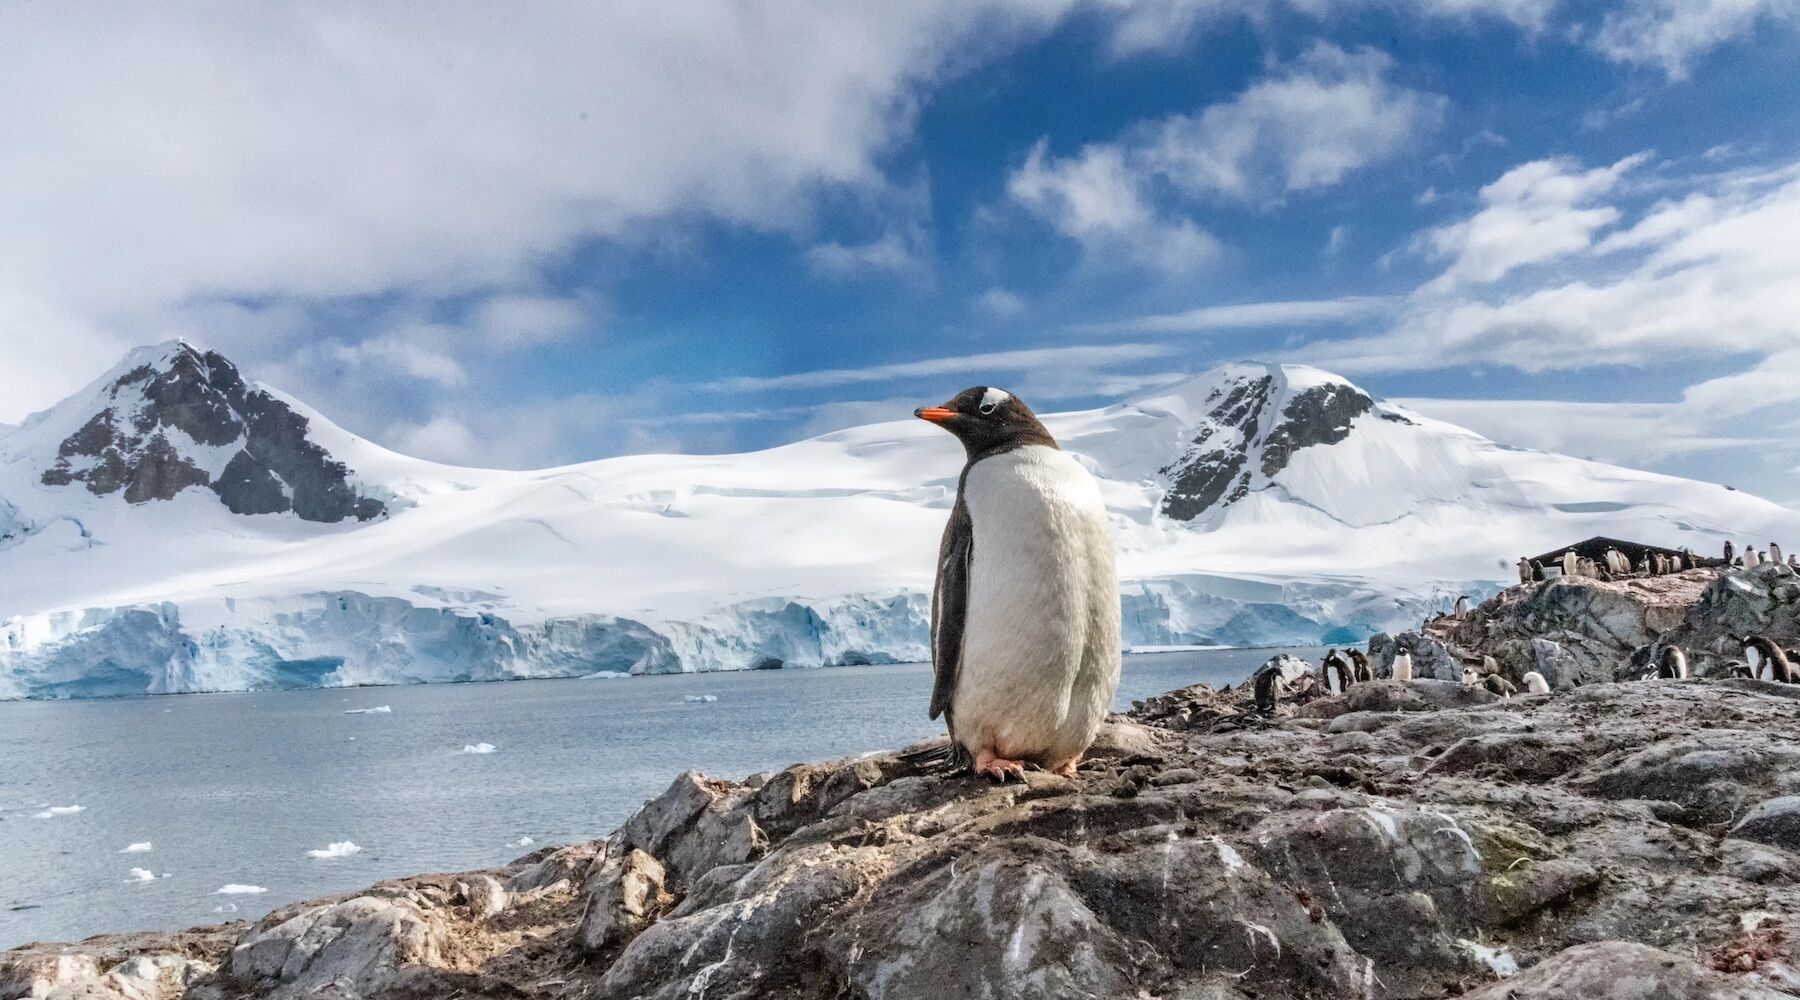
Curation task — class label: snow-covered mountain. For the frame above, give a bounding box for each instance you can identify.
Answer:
[3,341,1796,698]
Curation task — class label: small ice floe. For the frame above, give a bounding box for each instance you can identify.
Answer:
[461,743,497,754]
[215,884,268,895]
[344,706,391,715]
[32,805,83,819]
[211,903,239,914]
[125,868,157,883]
[119,842,153,853]
[682,694,718,704]
[305,841,362,859]
[510,835,535,848]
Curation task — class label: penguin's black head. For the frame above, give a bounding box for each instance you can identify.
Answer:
[915,386,1057,459]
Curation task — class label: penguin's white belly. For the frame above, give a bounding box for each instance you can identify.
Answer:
[952,445,1120,765]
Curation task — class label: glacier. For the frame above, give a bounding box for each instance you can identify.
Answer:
[3,342,1797,700]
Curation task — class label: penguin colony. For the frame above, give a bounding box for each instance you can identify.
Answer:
[1523,543,1698,583]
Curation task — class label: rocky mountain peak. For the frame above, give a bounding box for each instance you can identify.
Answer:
[1155,363,1378,521]
[33,341,384,522]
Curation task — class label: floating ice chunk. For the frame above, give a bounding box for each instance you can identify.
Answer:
[344,706,391,715]
[461,743,497,754]
[32,805,83,819]
[215,884,268,894]
[212,903,239,913]
[305,841,362,859]
[119,842,153,853]
[510,836,535,848]
[125,868,157,883]
[683,694,718,703]
[580,671,629,680]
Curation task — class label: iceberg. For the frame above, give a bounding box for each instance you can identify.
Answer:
[304,841,362,859]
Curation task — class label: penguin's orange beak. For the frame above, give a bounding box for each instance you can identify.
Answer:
[914,407,957,424]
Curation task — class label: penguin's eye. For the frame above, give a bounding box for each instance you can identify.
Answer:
[978,402,997,415]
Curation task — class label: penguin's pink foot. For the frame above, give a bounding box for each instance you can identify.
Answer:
[974,749,1026,783]
[1050,755,1082,777]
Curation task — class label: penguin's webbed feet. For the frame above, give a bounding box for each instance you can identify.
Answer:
[973,749,1027,783]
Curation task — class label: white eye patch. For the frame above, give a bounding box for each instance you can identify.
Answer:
[979,387,1012,412]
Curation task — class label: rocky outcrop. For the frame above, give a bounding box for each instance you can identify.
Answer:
[7,679,1800,999]
[37,344,384,523]
[1430,563,1800,685]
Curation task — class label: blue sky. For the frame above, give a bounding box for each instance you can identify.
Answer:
[1,2,1797,503]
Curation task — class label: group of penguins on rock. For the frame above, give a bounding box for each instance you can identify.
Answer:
[1520,545,1696,584]
[1249,646,1555,714]
[1642,635,1800,683]
[1251,633,1798,714]
[1722,539,1798,571]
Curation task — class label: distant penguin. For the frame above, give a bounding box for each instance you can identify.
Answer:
[1750,549,1764,567]
[1253,667,1285,714]
[1790,554,1800,570]
[1655,646,1688,680]
[1724,540,1735,564]
[1453,595,1471,620]
[1672,554,1684,572]
[1322,650,1352,695]
[1391,649,1414,683]
[1606,548,1625,575]
[1742,636,1794,683]
[917,386,1120,780]
[1640,555,1653,575]
[1482,655,1501,674]
[1461,663,1481,686]
[1347,649,1373,683]
[1483,673,1517,698]
[1521,671,1551,694]
[1771,542,1784,565]
[1562,550,1579,577]
[1517,557,1532,585]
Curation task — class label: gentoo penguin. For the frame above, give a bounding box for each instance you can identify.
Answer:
[1460,663,1481,686]
[1391,648,1414,682]
[1741,636,1794,683]
[1748,548,1764,567]
[1453,595,1471,620]
[1347,648,1373,683]
[1322,649,1352,695]
[1724,540,1736,564]
[1562,550,1579,578]
[1771,542,1784,565]
[1483,673,1517,698]
[917,387,1120,781]
[1791,554,1800,570]
[1655,646,1689,680]
[1673,554,1685,572]
[1520,670,1551,694]
[1517,557,1532,585]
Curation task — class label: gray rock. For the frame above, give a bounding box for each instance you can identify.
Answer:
[576,848,668,953]
[1731,796,1800,852]
[229,895,447,997]
[1459,940,1792,999]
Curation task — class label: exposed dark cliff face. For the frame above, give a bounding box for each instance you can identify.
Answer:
[1158,375,1269,520]
[1158,373,1375,521]
[37,345,384,523]
[1259,382,1373,478]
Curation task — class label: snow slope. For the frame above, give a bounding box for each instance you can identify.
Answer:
[2,343,1796,698]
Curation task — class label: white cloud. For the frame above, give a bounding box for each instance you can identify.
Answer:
[1008,140,1221,275]
[470,294,595,348]
[1081,295,1394,333]
[387,415,482,464]
[1143,44,1445,202]
[804,232,926,278]
[1591,0,1797,79]
[0,2,1068,419]
[704,343,1176,392]
[1417,152,1650,290]
[1099,0,1555,58]
[333,331,468,387]
[1006,44,1437,271]
[974,287,1027,318]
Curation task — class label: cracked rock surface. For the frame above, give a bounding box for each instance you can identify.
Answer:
[6,678,1800,999]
